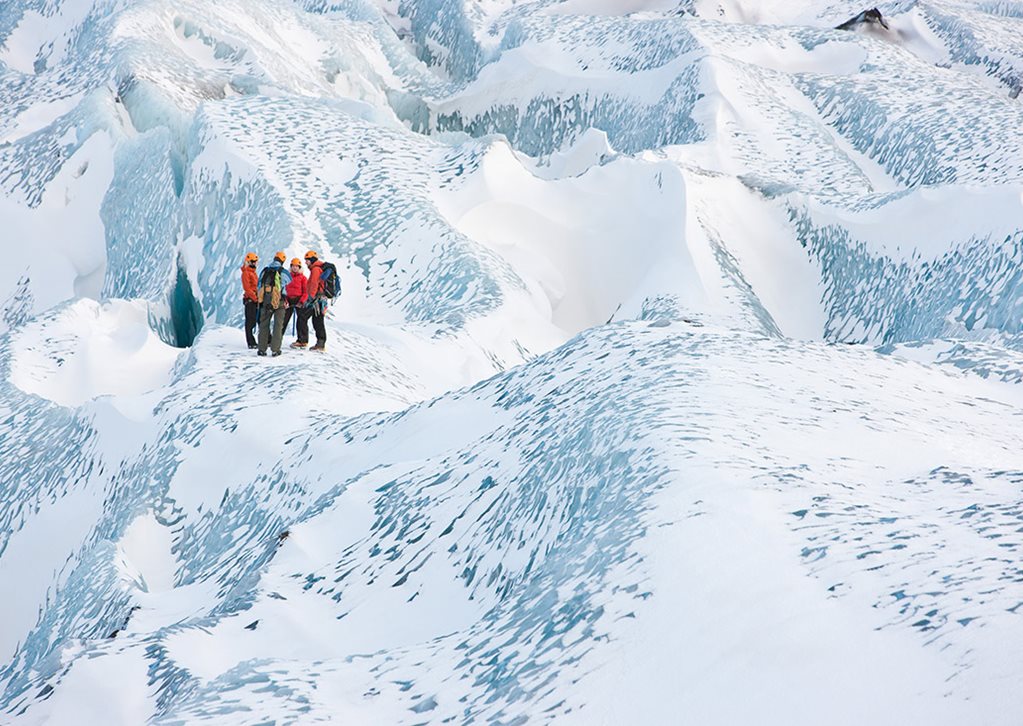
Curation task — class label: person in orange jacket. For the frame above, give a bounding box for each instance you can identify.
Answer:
[303,250,328,351]
[281,257,309,348]
[241,252,259,349]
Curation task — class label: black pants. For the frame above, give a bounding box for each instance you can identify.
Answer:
[310,308,326,347]
[281,300,309,344]
[243,299,258,347]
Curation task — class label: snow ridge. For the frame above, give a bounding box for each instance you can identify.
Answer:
[1,0,1022,723]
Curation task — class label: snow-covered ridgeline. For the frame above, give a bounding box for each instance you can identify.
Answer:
[1,0,1022,723]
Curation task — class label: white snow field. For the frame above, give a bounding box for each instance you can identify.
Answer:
[1,0,1022,723]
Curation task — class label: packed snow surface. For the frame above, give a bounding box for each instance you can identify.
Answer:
[1,0,1022,723]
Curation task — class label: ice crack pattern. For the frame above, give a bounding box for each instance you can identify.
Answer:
[1,0,1023,724]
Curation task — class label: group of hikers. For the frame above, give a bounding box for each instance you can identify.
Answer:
[241,250,341,356]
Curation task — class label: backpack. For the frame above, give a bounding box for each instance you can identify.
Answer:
[257,266,283,309]
[318,261,341,300]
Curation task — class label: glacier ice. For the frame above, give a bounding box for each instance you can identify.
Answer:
[1,0,1023,723]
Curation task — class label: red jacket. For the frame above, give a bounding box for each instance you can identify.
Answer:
[241,264,258,302]
[306,261,324,300]
[285,271,308,304]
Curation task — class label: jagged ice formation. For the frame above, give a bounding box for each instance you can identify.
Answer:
[1,0,1023,723]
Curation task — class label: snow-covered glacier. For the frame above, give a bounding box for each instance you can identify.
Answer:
[1,0,1022,723]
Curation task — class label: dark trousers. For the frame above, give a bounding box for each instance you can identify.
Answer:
[243,299,258,347]
[282,301,309,344]
[310,309,326,347]
[257,304,286,354]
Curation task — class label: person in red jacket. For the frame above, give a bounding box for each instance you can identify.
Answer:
[281,257,309,348]
[304,250,328,351]
[240,252,259,349]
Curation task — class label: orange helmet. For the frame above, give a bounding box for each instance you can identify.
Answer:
[274,251,286,263]
[304,250,318,261]
[244,252,258,263]
[290,257,302,267]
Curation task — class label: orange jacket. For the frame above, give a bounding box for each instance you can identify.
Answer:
[241,264,258,302]
[306,261,324,300]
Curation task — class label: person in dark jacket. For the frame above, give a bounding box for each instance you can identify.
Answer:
[241,252,259,349]
[281,257,309,348]
[256,251,292,357]
[303,250,328,352]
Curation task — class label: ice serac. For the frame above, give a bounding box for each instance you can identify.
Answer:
[429,14,706,156]
[1,0,1023,724]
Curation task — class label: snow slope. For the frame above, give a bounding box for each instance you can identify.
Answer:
[1,0,1022,723]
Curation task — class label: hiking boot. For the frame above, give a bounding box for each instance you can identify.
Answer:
[248,344,258,350]
[271,350,282,357]
[257,350,267,357]
[290,341,307,349]
[310,344,325,352]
